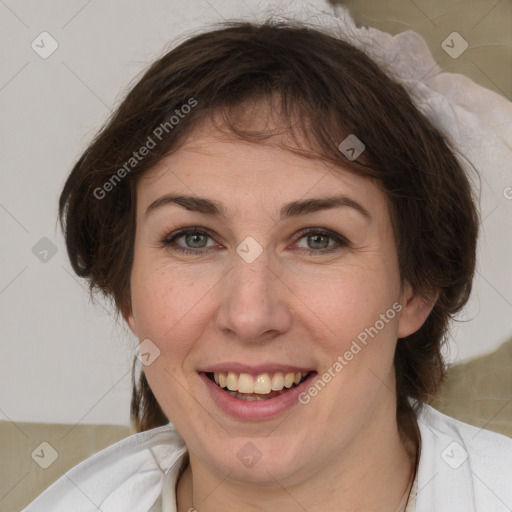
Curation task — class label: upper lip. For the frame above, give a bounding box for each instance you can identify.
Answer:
[199,363,315,374]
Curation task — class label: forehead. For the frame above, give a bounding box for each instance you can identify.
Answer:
[136,129,385,222]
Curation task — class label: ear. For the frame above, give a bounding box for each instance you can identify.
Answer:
[397,282,439,338]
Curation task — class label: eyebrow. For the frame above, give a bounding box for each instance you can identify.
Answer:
[145,193,371,221]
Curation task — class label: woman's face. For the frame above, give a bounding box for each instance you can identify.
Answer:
[126,122,430,487]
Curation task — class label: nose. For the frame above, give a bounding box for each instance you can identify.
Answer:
[214,249,293,345]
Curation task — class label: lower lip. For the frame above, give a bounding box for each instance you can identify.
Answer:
[199,372,317,421]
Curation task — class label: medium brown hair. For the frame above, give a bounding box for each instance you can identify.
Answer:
[58,20,478,439]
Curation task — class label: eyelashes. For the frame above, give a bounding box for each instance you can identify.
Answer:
[160,226,350,256]
[162,228,219,255]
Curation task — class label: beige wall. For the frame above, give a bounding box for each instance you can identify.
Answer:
[337,0,511,99]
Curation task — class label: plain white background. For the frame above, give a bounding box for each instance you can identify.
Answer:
[1,0,511,426]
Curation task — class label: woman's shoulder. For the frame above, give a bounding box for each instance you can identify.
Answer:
[414,404,512,511]
[21,423,187,512]
[419,403,512,463]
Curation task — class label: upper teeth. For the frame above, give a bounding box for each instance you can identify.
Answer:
[213,371,308,394]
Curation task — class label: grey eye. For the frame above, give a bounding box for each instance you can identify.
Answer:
[183,233,209,248]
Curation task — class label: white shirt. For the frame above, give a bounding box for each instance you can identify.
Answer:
[21,405,512,512]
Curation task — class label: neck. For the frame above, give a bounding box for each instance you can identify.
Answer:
[176,399,417,512]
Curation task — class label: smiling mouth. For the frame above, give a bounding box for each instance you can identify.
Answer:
[205,371,312,401]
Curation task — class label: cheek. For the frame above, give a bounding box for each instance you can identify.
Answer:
[300,257,402,396]
[129,266,212,417]
[129,260,220,360]
[296,257,400,337]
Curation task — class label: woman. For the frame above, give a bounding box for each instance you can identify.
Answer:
[23,9,512,512]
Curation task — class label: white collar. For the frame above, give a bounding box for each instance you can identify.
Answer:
[160,405,511,512]
[22,424,187,512]
[23,405,512,511]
